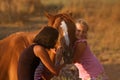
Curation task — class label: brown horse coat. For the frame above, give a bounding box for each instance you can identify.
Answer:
[0,31,39,80]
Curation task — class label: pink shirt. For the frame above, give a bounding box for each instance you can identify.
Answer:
[74,39,104,80]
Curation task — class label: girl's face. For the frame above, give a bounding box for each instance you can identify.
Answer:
[75,23,87,39]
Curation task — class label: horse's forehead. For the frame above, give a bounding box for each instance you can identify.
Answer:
[48,13,73,23]
[54,16,69,26]
[60,20,70,46]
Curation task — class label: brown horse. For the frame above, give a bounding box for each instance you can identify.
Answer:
[0,12,76,80]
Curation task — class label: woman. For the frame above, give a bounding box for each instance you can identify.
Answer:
[17,26,59,80]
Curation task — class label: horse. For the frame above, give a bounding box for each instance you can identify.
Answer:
[0,12,76,80]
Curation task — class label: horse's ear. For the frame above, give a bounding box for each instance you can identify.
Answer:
[69,12,73,16]
[44,12,53,19]
[68,11,73,17]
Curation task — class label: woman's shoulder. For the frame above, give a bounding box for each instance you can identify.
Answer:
[33,45,45,52]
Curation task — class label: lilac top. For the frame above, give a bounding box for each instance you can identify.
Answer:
[74,39,104,80]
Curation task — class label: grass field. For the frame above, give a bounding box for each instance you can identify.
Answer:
[0,0,120,80]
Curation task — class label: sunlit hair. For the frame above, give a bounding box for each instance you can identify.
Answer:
[76,19,89,39]
[76,19,89,32]
[33,26,59,49]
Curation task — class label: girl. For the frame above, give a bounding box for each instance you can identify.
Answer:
[73,19,108,80]
[17,27,59,80]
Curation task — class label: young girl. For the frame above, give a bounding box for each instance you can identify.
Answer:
[17,27,60,80]
[73,19,108,80]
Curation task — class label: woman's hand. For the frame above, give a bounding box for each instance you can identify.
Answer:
[55,47,64,66]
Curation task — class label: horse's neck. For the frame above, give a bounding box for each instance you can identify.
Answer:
[26,30,39,45]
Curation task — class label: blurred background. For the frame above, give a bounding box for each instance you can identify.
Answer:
[0,0,120,80]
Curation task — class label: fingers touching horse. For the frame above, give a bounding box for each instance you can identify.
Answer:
[0,12,76,80]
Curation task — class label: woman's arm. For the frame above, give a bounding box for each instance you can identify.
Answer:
[33,45,58,75]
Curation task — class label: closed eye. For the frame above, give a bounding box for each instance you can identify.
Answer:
[77,30,86,33]
[77,30,81,32]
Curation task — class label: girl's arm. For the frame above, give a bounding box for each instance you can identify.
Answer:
[33,45,58,75]
[73,42,87,62]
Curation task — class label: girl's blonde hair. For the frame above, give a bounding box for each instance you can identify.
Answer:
[76,19,89,39]
[76,19,89,32]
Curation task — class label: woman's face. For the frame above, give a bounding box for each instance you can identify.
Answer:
[75,23,87,39]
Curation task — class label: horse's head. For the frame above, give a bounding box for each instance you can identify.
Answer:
[45,12,77,64]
